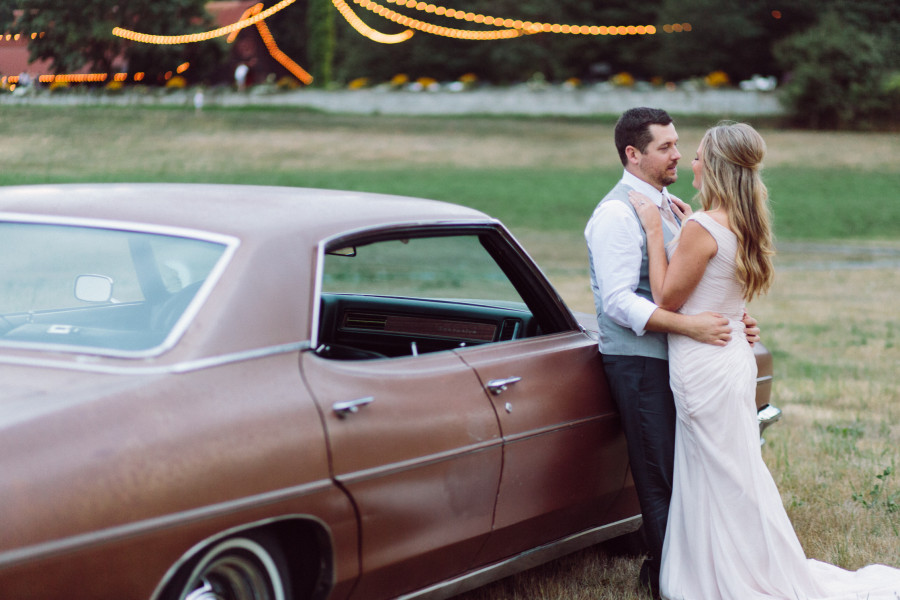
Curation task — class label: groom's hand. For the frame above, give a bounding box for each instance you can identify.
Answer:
[683,312,731,346]
[742,311,760,346]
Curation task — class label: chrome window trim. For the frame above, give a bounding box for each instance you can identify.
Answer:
[309,219,498,350]
[0,213,240,358]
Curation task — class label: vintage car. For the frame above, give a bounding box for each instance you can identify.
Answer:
[0,184,779,600]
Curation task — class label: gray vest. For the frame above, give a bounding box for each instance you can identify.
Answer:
[588,182,679,360]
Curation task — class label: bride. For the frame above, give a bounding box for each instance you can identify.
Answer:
[628,121,900,600]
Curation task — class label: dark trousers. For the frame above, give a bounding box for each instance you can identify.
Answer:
[603,354,676,584]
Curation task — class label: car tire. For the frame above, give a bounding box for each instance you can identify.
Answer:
[171,533,292,600]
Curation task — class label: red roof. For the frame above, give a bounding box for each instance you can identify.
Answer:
[206,1,260,26]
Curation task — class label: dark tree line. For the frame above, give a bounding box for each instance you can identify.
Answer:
[0,0,225,83]
[1,0,897,127]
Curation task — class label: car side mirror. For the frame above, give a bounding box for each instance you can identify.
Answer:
[327,246,357,257]
[75,274,114,303]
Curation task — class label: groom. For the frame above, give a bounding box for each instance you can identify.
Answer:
[585,107,758,596]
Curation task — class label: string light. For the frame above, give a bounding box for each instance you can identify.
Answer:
[331,0,415,43]
[237,3,314,84]
[341,0,522,40]
[112,0,297,44]
[112,0,314,84]
[662,23,692,33]
[357,0,659,37]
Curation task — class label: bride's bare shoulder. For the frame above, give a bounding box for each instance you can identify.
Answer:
[694,209,731,232]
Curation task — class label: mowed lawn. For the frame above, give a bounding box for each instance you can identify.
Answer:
[1,105,898,599]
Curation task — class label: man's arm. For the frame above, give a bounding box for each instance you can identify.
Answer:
[645,308,731,346]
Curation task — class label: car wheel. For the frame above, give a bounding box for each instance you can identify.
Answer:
[175,534,290,600]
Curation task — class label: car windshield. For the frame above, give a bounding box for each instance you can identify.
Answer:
[0,220,233,357]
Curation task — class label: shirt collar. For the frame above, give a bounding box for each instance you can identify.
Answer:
[621,170,667,208]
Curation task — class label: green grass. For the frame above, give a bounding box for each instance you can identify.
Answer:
[0,105,898,240]
[5,165,897,240]
[0,104,898,598]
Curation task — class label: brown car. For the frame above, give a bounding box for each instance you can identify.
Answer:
[0,184,779,600]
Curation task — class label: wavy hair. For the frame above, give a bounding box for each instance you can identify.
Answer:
[696,122,775,301]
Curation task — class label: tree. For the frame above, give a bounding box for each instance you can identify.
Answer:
[648,0,787,82]
[775,12,895,129]
[306,0,334,87]
[0,0,223,82]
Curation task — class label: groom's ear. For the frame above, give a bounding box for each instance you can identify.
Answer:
[624,145,641,165]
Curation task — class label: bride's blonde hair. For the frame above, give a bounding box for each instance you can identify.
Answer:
[696,122,775,301]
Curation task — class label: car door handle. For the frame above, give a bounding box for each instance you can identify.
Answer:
[486,376,521,395]
[332,396,374,418]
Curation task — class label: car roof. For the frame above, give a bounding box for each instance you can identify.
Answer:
[0,184,494,241]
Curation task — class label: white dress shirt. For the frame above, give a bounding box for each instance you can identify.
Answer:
[584,170,678,339]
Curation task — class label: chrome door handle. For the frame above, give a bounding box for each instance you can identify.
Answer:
[487,376,521,395]
[333,396,374,418]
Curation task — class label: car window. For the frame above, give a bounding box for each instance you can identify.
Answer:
[0,221,232,356]
[322,235,525,305]
[316,233,554,360]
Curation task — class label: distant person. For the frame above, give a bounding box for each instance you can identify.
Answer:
[628,121,900,598]
[234,63,249,91]
[193,88,205,113]
[584,107,760,598]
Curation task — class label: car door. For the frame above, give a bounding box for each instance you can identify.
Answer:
[457,330,628,564]
[299,351,502,598]
[300,231,505,599]
[450,226,630,563]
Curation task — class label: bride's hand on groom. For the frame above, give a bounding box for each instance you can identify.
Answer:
[627,191,663,234]
[669,195,692,219]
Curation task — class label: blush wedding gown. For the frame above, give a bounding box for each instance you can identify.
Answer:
[659,213,900,600]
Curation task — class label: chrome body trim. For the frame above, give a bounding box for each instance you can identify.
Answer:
[0,342,310,375]
[397,515,643,600]
[336,438,503,485]
[0,479,335,570]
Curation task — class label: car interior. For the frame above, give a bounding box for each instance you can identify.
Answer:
[313,229,568,360]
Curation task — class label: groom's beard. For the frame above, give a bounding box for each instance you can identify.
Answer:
[639,158,679,189]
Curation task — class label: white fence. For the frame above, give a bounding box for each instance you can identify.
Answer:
[2,86,785,116]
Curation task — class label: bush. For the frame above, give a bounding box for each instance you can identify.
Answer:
[775,13,897,129]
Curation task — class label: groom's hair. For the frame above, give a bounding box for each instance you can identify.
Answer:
[614,107,674,166]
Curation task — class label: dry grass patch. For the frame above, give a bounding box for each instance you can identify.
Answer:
[2,109,899,177]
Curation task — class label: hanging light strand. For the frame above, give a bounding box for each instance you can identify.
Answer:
[230,3,314,84]
[345,0,524,40]
[351,0,659,37]
[331,0,415,43]
[112,0,297,44]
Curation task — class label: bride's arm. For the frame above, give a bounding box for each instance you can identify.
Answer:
[628,192,716,311]
[661,221,716,310]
